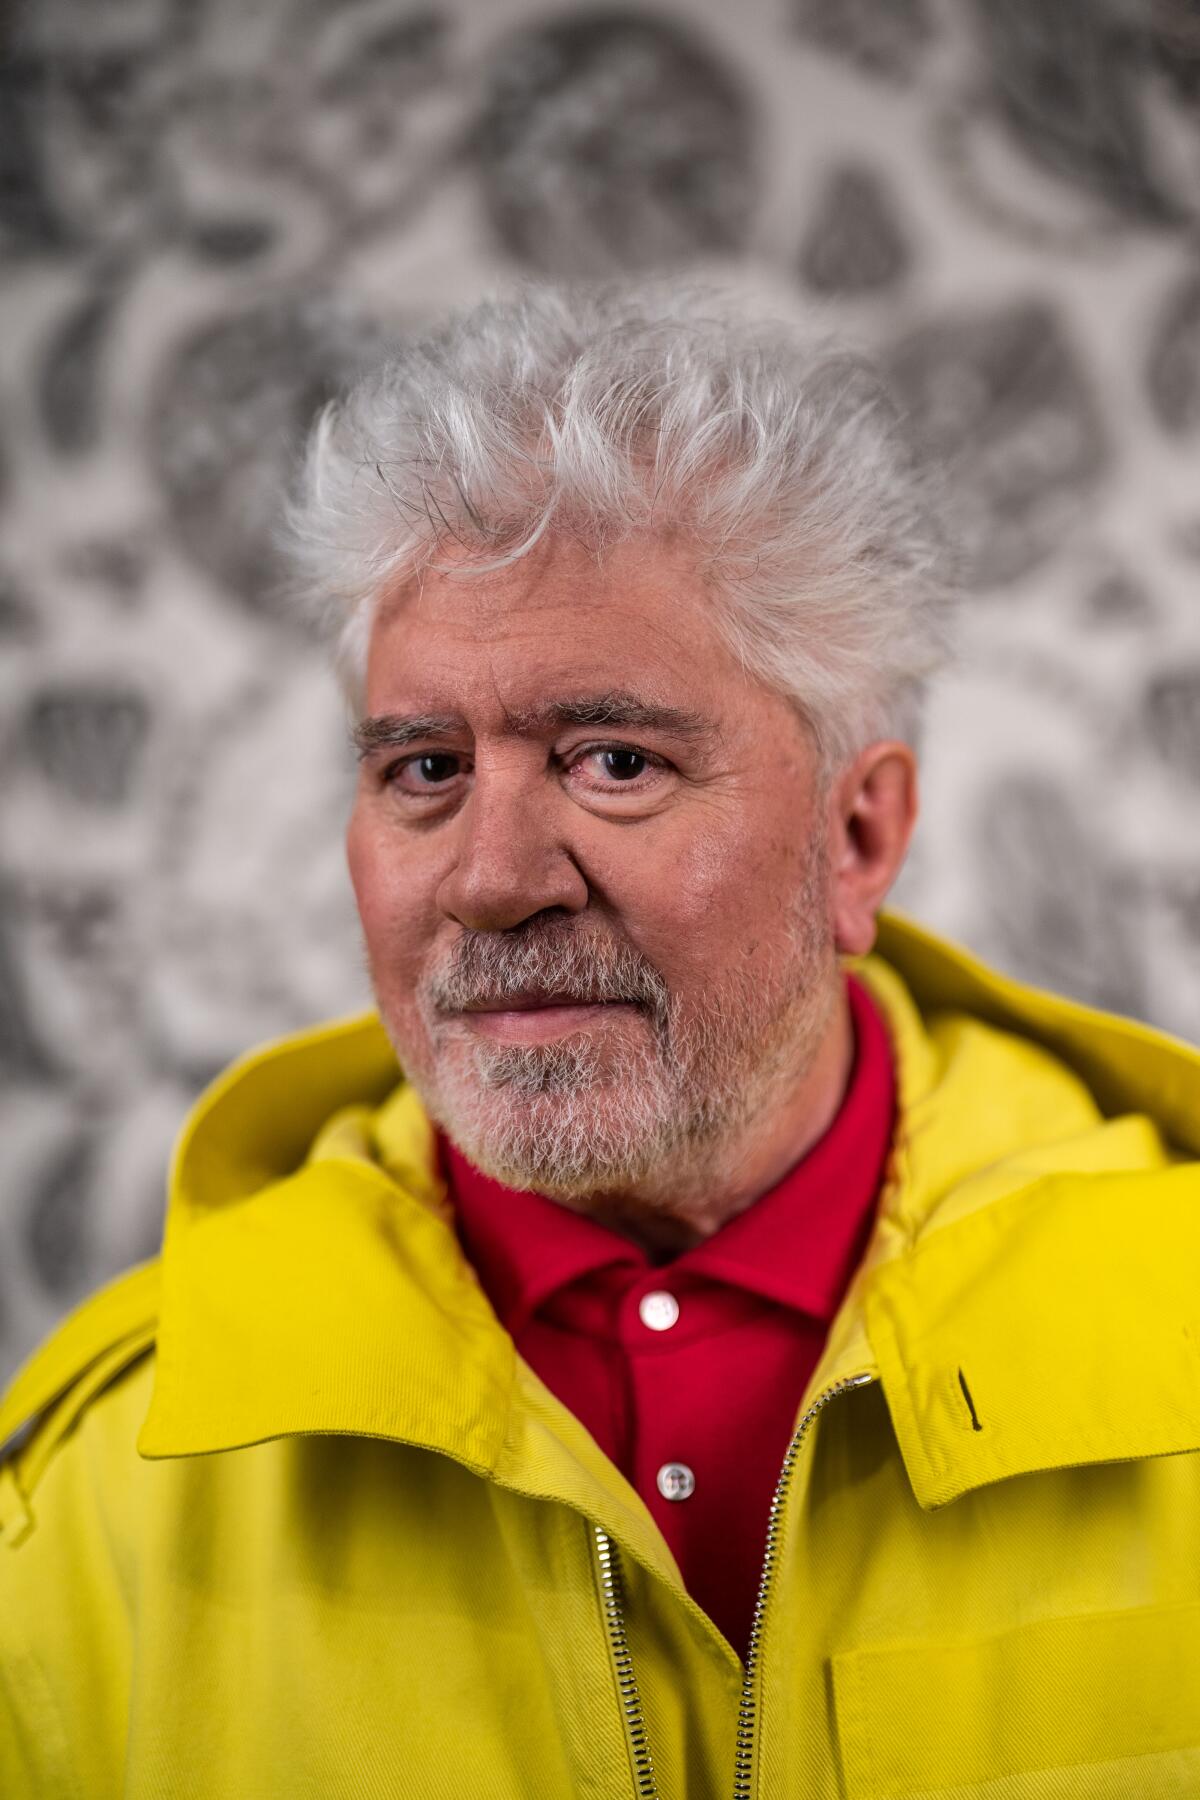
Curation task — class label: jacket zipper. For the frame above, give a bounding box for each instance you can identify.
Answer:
[594,1522,660,1798]
[593,1371,875,1800]
[732,1371,875,1798]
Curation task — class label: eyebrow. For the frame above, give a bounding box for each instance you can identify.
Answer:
[352,713,464,756]
[353,692,717,757]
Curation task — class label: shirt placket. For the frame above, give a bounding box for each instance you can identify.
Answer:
[618,1274,709,1564]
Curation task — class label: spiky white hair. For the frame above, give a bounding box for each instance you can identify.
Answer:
[284,281,953,766]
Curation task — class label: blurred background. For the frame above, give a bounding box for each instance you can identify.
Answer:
[2,0,1199,1382]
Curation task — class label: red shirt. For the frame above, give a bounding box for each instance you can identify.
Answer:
[440,973,895,1656]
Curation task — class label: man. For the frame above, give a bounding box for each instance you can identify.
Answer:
[2,284,1199,1799]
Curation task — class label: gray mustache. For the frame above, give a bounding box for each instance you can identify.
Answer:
[424,923,670,1030]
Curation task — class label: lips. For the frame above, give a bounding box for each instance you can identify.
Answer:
[459,991,627,1014]
[452,994,639,1045]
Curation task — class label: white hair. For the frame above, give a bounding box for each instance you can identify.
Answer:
[284,281,953,766]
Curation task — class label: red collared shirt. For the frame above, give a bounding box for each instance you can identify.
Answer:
[440,974,895,1656]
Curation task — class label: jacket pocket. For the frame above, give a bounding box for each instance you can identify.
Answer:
[831,1601,1200,1799]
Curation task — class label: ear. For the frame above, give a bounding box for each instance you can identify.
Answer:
[827,741,919,958]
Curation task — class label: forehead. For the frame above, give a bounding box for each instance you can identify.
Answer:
[364,533,746,716]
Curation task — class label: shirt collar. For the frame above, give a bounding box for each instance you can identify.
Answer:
[442,1141,644,1334]
[444,974,895,1333]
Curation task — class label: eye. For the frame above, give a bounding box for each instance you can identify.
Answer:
[386,750,468,794]
[567,742,670,795]
[597,747,648,782]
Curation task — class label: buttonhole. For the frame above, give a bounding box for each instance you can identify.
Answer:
[957,1367,983,1432]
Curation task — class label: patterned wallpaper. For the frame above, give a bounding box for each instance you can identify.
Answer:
[2,0,1199,1381]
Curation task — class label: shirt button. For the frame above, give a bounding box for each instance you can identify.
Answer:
[638,1290,680,1332]
[656,1462,696,1502]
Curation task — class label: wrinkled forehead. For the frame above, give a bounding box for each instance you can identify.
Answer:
[363,532,762,727]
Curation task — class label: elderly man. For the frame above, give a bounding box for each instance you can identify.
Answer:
[3,285,1199,1799]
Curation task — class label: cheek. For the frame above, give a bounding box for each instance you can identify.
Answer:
[345,804,391,941]
[624,807,823,979]
[346,804,434,991]
[590,850,699,984]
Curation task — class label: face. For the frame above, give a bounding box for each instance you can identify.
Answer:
[347,532,845,1206]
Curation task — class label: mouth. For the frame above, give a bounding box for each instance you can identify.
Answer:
[453,994,640,1045]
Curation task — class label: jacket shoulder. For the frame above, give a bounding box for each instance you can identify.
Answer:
[0,1260,160,1548]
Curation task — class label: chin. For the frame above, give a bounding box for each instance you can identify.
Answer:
[429,1077,683,1199]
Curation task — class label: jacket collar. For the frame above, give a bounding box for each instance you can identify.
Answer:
[138,1083,512,1475]
[861,1161,1200,1508]
[138,915,1200,1519]
[854,920,1200,1507]
[873,913,1200,1160]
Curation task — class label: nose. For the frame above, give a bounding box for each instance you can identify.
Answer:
[435,773,589,932]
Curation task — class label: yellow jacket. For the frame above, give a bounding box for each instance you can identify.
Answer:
[3,914,1200,1799]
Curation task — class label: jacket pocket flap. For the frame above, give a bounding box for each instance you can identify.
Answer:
[832,1602,1200,1799]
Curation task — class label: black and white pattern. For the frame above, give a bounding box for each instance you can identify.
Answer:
[3,0,1199,1379]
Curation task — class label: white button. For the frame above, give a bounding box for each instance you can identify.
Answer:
[638,1290,680,1332]
[656,1462,695,1502]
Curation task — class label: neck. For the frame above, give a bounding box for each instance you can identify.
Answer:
[559,978,857,1260]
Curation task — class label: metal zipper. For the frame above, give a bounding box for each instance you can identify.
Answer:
[594,1523,660,1799]
[732,1371,876,1799]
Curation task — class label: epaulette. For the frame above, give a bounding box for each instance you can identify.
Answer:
[0,1259,160,1547]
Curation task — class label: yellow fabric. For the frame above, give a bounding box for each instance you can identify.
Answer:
[2,911,1199,1799]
